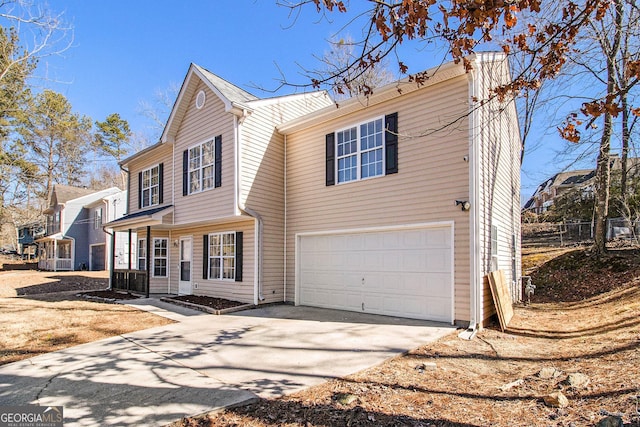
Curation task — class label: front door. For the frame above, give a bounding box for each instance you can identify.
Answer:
[178,236,192,295]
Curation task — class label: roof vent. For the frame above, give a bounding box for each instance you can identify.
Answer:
[195,90,206,109]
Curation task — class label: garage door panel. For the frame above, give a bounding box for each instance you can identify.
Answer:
[426,273,453,298]
[299,225,453,322]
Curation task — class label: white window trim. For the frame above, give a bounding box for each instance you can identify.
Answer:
[94,207,103,230]
[335,115,386,184]
[137,238,146,271]
[207,231,236,281]
[187,138,216,195]
[141,165,160,208]
[490,222,499,272]
[152,237,168,278]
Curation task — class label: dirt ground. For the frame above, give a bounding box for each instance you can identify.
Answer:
[173,248,640,427]
[0,259,173,365]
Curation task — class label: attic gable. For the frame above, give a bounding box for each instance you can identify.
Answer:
[161,64,258,144]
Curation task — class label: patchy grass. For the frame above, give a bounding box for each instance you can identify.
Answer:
[521,246,579,274]
[529,247,640,303]
[0,270,173,366]
[172,247,640,427]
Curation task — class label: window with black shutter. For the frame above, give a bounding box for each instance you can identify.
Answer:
[325,113,398,185]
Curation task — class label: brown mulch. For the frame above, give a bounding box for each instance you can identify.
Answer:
[166,295,246,310]
[171,247,640,427]
[81,290,140,300]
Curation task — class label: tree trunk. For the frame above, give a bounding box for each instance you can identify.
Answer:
[593,0,623,256]
[620,89,629,200]
[593,113,612,255]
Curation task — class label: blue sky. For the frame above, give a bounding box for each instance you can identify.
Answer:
[18,1,594,202]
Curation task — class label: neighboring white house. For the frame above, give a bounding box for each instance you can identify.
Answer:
[38,185,129,271]
[85,190,133,271]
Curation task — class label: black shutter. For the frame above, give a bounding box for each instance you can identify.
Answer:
[203,234,209,279]
[138,172,142,209]
[214,135,222,188]
[385,112,398,175]
[325,133,335,186]
[235,231,243,282]
[158,163,164,204]
[182,150,188,196]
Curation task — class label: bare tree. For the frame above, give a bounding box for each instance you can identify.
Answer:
[318,35,396,100]
[0,0,73,84]
[136,82,179,142]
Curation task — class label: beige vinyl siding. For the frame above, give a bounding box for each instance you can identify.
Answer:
[474,54,522,323]
[168,220,255,303]
[240,93,332,304]
[173,80,236,224]
[285,75,472,324]
[127,144,173,216]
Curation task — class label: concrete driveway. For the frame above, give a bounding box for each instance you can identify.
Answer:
[0,300,454,426]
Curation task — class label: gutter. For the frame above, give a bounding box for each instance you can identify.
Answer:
[234,113,265,305]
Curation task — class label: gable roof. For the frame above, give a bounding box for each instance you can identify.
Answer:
[53,185,95,204]
[160,63,258,144]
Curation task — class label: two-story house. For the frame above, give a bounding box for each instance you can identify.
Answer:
[107,53,521,328]
[38,185,127,271]
[84,190,130,271]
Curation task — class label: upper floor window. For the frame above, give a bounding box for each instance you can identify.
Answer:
[336,118,385,183]
[189,140,214,193]
[138,164,163,209]
[94,207,103,229]
[183,135,222,196]
[141,166,159,207]
[326,113,398,186]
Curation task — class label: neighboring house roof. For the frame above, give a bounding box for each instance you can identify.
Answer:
[53,185,95,205]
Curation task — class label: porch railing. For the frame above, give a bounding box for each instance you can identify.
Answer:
[112,269,148,294]
[38,258,73,271]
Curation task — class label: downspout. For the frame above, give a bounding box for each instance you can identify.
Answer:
[234,114,265,305]
[460,60,481,340]
[283,134,287,303]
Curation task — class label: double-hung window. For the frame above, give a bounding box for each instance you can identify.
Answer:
[153,238,168,277]
[208,232,236,280]
[189,140,215,194]
[336,117,385,184]
[137,238,146,270]
[326,113,397,186]
[141,165,160,207]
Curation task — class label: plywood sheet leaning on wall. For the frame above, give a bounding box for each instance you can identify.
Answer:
[488,270,514,332]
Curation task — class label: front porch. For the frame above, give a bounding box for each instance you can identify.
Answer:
[37,238,74,271]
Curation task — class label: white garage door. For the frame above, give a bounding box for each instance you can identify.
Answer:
[298,225,453,322]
